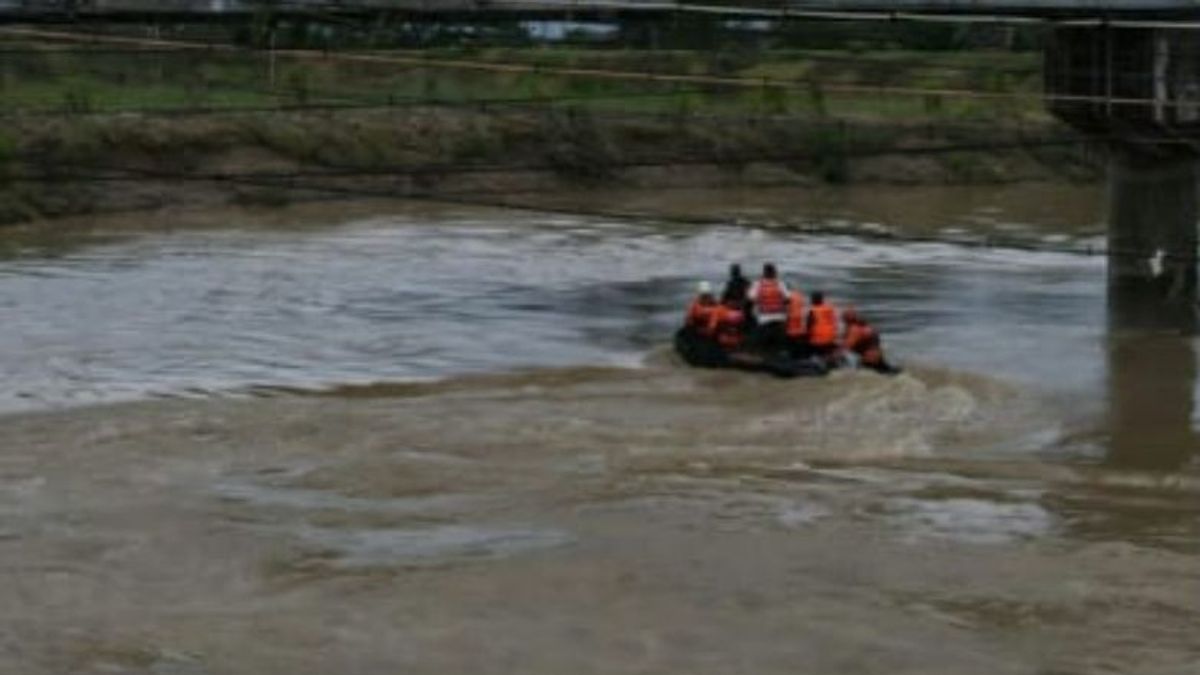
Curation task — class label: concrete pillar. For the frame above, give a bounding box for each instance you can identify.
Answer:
[1107,333,1197,470]
[1047,25,1200,469]
[1106,146,1199,470]
[1107,146,1199,332]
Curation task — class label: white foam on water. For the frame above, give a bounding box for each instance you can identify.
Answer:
[883,497,1055,545]
[775,501,832,529]
[295,524,573,568]
[211,479,487,516]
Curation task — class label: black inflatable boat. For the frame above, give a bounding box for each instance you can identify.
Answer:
[673,328,831,379]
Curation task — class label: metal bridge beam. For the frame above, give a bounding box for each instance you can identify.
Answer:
[1,1,1200,24]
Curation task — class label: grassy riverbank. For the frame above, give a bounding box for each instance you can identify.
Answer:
[0,38,1045,119]
[0,106,1102,224]
[0,38,1101,224]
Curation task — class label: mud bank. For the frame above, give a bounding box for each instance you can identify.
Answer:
[2,364,1197,674]
[0,108,1102,225]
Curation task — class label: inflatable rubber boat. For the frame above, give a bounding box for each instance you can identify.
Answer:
[674,328,902,378]
[673,328,830,379]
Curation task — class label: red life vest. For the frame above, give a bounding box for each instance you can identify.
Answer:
[845,323,883,365]
[785,290,807,338]
[708,305,746,350]
[808,303,839,347]
[756,279,786,314]
[685,299,717,335]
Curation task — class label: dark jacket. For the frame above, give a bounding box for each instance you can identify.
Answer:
[721,274,749,304]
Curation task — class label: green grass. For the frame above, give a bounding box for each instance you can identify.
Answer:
[0,46,1048,123]
[0,76,278,111]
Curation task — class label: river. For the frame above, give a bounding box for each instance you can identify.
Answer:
[0,186,1197,674]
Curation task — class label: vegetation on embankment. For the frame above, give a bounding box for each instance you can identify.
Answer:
[0,37,1101,225]
[0,38,1046,120]
[0,105,1102,225]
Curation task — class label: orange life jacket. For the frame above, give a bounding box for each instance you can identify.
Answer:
[844,322,883,365]
[785,290,807,338]
[685,299,717,335]
[708,305,746,350]
[808,303,839,347]
[756,279,786,314]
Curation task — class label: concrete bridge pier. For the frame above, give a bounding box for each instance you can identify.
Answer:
[1103,147,1200,471]
[1104,145,1190,468]
[1048,26,1200,467]
[1047,24,1200,323]
[1105,147,1198,469]
[1107,145,1198,332]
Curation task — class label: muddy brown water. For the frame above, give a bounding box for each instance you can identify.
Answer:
[0,186,1197,674]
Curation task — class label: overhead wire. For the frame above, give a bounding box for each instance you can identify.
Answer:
[7,0,1200,29]
[0,86,723,118]
[0,43,1045,77]
[3,26,1199,114]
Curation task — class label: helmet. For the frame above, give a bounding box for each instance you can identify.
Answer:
[697,281,713,295]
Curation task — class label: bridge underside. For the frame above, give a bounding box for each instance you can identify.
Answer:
[770,0,1200,18]
[1,1,1198,25]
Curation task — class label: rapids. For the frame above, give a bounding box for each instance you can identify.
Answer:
[0,189,1196,674]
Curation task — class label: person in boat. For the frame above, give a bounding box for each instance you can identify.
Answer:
[784,283,809,357]
[675,277,827,379]
[707,294,748,354]
[747,262,789,351]
[806,291,840,362]
[721,264,750,306]
[683,281,719,337]
[841,307,898,374]
[674,280,727,367]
